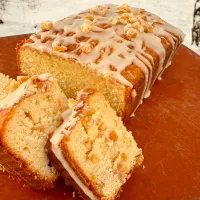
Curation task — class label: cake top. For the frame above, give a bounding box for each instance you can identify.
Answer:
[24,3,184,88]
[0,73,54,110]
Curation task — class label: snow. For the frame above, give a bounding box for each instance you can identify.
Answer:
[0,0,199,55]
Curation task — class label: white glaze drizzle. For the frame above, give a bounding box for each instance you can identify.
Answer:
[131,89,137,99]
[144,90,151,99]
[0,73,52,110]
[50,93,97,200]
[24,4,185,116]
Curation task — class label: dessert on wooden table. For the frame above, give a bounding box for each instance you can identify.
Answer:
[0,73,68,189]
[48,88,143,200]
[18,3,184,120]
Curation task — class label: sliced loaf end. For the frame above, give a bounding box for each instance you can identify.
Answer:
[0,74,68,189]
[50,88,143,199]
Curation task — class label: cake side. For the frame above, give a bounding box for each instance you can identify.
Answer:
[0,134,57,189]
[50,89,143,199]
[18,3,184,120]
[0,74,68,189]
[18,46,128,118]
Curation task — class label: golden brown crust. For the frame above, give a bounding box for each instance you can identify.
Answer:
[0,107,57,189]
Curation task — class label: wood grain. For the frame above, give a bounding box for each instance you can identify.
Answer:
[0,35,200,200]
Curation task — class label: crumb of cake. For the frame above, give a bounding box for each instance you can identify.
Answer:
[109,16,118,25]
[135,154,144,167]
[110,14,136,25]
[120,13,137,24]
[64,193,66,196]
[72,191,76,198]
[124,24,138,38]
[40,20,53,32]
[80,19,94,33]
[117,3,131,13]
[132,21,144,33]
[142,165,145,169]
[85,15,94,21]
[144,23,154,33]
[153,18,165,24]
[90,5,108,16]
[134,8,146,15]
[81,43,92,53]
[52,41,67,52]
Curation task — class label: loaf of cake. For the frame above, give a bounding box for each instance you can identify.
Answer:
[48,88,143,200]
[0,73,13,101]
[0,73,68,189]
[18,3,185,120]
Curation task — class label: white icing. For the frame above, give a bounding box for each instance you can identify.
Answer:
[24,4,184,117]
[144,90,151,99]
[50,100,97,200]
[130,112,135,117]
[158,76,162,80]
[165,60,172,69]
[0,73,52,110]
[131,89,137,99]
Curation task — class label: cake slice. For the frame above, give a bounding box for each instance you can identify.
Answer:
[0,73,13,101]
[0,73,68,189]
[18,3,185,120]
[49,88,143,199]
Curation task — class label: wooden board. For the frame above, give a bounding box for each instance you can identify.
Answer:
[0,35,200,200]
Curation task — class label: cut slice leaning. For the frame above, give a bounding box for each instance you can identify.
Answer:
[49,88,143,200]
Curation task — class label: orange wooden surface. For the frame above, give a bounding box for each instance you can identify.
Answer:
[0,35,200,200]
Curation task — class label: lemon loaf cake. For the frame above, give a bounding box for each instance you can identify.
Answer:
[0,73,68,189]
[48,88,143,200]
[18,3,184,120]
[0,73,13,101]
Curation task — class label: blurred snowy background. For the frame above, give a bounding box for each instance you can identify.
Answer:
[0,0,199,55]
